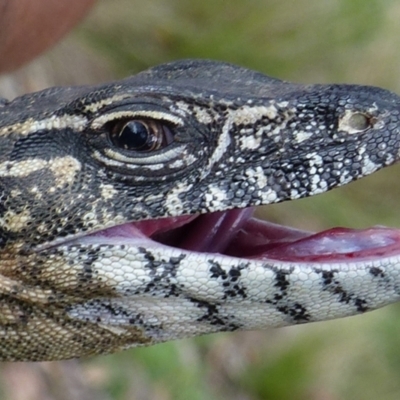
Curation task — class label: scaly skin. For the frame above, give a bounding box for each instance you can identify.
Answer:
[1,59,400,361]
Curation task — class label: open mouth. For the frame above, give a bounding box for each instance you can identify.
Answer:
[88,208,400,263]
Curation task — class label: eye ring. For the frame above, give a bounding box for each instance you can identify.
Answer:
[108,119,174,152]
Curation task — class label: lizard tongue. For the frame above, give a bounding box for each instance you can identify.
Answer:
[260,227,400,261]
[226,222,400,262]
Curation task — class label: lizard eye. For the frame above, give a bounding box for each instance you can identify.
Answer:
[109,119,174,152]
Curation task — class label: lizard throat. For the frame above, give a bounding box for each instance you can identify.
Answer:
[89,209,400,263]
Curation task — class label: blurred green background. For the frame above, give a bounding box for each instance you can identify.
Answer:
[2,0,400,399]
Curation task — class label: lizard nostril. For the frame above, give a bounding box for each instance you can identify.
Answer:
[347,113,370,131]
[338,111,374,134]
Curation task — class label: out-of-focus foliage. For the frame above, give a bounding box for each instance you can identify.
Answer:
[2,0,400,399]
[81,0,400,87]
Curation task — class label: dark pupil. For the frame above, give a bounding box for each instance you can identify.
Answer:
[119,121,151,150]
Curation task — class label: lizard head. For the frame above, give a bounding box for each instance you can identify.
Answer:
[1,59,400,360]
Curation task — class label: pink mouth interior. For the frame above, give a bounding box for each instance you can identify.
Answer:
[93,208,400,263]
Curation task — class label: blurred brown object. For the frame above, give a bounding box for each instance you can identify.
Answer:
[0,0,97,73]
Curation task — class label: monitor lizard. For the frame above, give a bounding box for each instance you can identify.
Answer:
[1,59,400,361]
